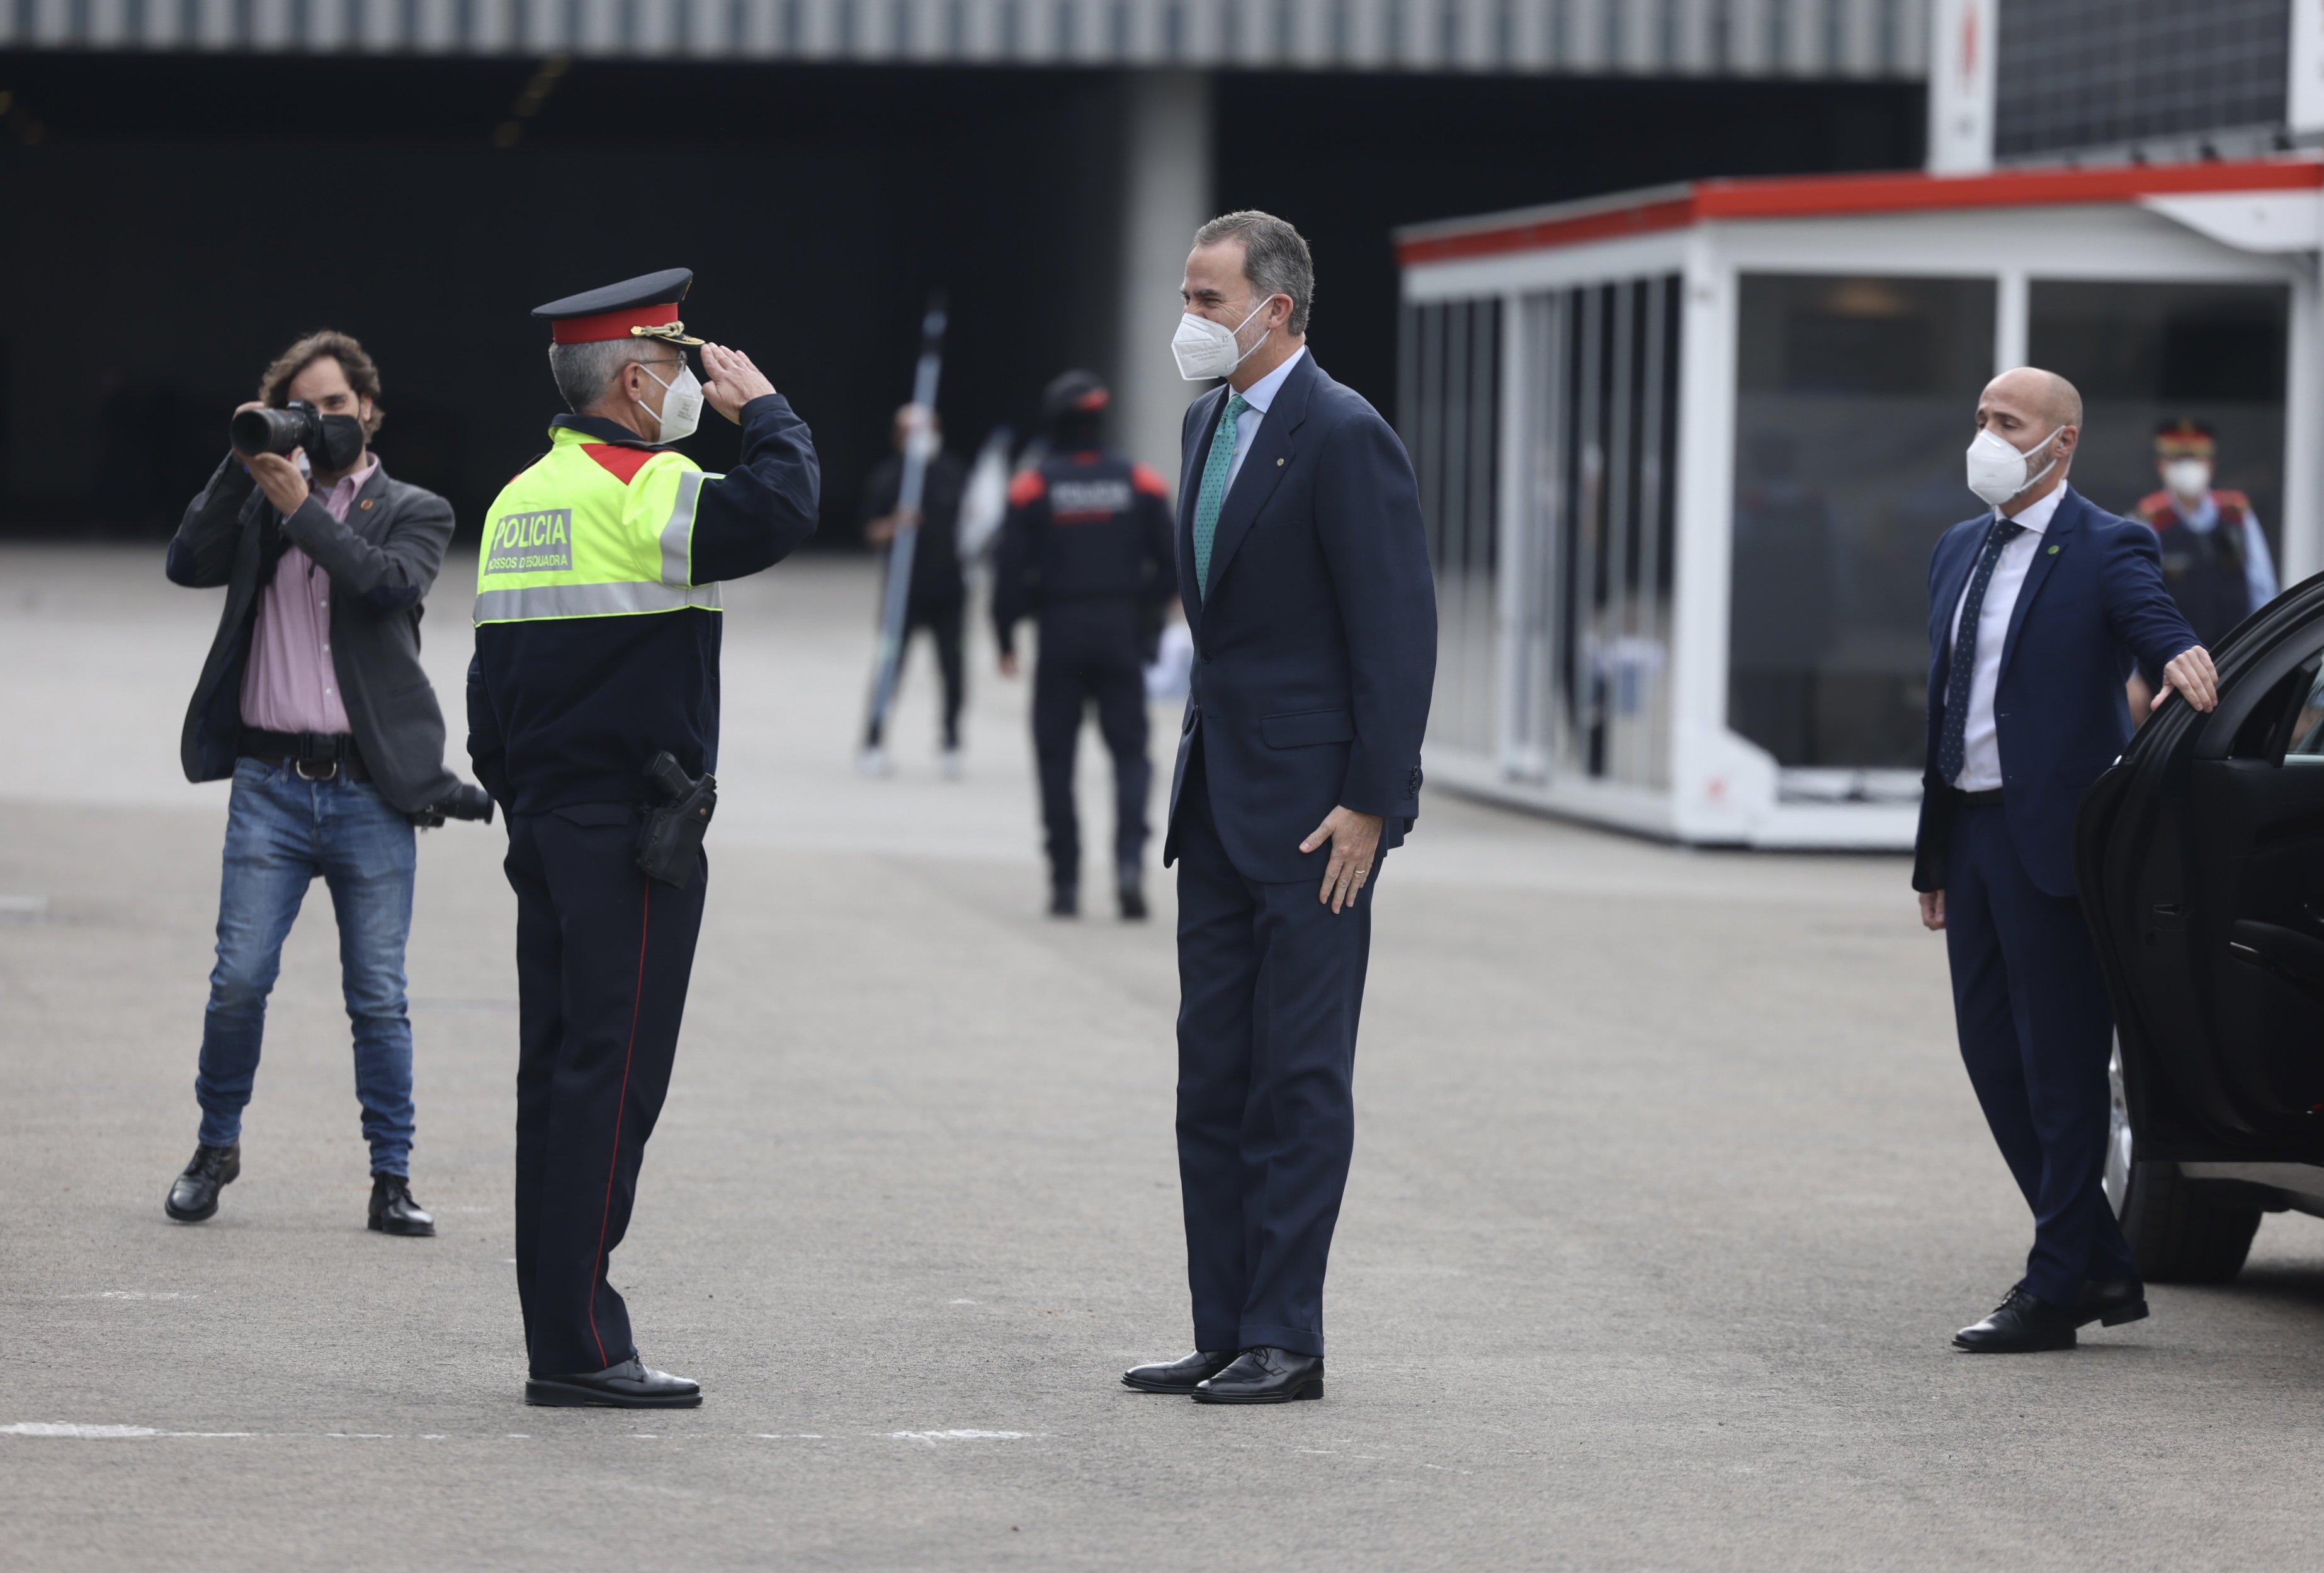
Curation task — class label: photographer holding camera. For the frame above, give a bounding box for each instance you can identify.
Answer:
[164,329,485,1236]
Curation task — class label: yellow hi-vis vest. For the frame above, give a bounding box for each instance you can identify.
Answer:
[473,426,721,625]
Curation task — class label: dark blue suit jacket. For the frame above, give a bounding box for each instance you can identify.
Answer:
[1912,484,2201,899]
[1162,351,1437,884]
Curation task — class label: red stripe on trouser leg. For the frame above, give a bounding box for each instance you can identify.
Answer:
[588,879,651,1369]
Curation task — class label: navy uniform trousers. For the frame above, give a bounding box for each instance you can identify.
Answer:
[1173,744,1375,1356]
[1946,800,2138,1303]
[1034,602,1152,882]
[503,804,706,1377]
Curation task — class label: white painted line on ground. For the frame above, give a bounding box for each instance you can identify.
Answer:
[888,1430,1043,1445]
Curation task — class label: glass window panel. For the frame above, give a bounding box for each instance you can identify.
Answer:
[1729,273,1995,769]
[2029,280,2289,640]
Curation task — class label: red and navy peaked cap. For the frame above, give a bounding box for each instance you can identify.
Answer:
[533,268,705,346]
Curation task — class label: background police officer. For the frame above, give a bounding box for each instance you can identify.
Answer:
[992,370,1177,919]
[2128,420,2280,715]
[466,270,819,1408]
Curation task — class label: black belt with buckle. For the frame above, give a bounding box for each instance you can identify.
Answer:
[1959,787,2005,807]
[241,728,370,783]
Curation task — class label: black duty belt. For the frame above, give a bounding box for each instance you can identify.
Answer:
[241,728,370,783]
[1959,787,2005,807]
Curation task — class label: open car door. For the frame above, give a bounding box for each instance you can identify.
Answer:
[2078,572,2324,1179]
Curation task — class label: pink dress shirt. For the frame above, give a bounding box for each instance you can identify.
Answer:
[238,458,378,735]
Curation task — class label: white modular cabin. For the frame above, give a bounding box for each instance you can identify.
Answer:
[1395,159,2324,848]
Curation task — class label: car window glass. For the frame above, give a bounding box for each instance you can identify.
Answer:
[2284,667,2324,761]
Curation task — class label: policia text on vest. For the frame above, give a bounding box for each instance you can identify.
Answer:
[465,272,819,1409]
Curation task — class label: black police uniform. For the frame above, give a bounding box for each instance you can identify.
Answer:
[465,271,819,1395]
[992,414,1177,912]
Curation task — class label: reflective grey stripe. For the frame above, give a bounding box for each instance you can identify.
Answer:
[473,579,721,623]
[660,469,711,586]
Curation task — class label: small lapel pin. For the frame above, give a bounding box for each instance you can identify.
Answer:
[360,498,375,511]
[2046,543,2058,554]
[1276,458,1284,467]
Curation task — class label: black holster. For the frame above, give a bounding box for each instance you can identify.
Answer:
[635,752,716,887]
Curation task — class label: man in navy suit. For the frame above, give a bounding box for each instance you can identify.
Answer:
[1916,366,2218,1353]
[1118,212,1436,1404]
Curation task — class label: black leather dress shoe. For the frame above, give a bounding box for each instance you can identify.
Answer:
[1953,1287,2078,1353]
[1121,1349,1237,1394]
[164,1142,240,1223]
[1117,866,1148,922]
[526,1357,701,1408]
[368,1173,436,1237]
[2072,1277,2150,1329]
[1193,1346,1325,1403]
[1049,883,1079,918]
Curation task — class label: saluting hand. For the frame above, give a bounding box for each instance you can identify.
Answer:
[2155,645,2219,713]
[700,343,776,423]
[1301,806,1383,914]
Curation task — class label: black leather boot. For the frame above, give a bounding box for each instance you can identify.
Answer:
[1117,862,1148,921]
[368,1173,436,1237]
[164,1142,241,1223]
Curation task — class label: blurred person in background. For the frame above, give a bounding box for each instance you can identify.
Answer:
[1915,367,2216,1355]
[2126,421,2279,715]
[992,370,1177,919]
[162,329,470,1237]
[858,404,969,778]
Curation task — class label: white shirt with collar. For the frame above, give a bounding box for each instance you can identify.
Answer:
[1946,482,2068,793]
[1222,344,1308,495]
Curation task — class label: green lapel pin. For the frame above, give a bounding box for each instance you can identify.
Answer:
[2047,544,2061,555]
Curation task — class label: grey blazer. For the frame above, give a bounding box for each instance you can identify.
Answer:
[167,453,461,815]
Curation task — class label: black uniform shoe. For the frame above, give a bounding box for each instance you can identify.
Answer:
[164,1142,241,1223]
[1193,1346,1325,1404]
[1118,865,1148,922]
[1121,1349,1237,1394]
[526,1357,702,1408]
[2072,1276,2150,1329]
[1049,882,1079,918]
[368,1173,436,1237]
[1953,1287,2078,1353]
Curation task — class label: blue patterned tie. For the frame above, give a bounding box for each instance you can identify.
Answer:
[1938,514,2026,786]
[1190,392,1248,596]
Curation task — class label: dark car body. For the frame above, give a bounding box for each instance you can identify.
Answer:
[2077,571,2324,1278]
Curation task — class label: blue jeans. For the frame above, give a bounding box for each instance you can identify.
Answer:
[195,757,419,1176]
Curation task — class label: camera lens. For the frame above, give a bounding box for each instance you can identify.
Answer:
[229,402,327,457]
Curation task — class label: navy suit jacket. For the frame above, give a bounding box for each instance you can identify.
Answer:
[1912,484,2201,899]
[1162,351,1437,884]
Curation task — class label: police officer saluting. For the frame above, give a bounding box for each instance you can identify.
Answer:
[466,270,819,1407]
[993,371,1177,918]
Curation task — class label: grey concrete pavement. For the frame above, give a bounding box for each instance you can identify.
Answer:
[6,547,2324,1570]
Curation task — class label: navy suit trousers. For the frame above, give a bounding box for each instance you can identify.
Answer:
[504,805,705,1377]
[1032,604,1151,880]
[1945,801,2135,1302]
[1173,745,1374,1356]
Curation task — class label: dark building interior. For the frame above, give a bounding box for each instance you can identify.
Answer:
[0,51,1921,544]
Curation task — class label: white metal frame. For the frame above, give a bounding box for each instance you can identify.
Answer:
[1406,198,2321,848]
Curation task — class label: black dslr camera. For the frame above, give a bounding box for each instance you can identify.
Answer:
[231,400,331,457]
[635,752,716,888]
[409,783,496,829]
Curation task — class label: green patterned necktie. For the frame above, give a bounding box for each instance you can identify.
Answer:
[1191,392,1248,596]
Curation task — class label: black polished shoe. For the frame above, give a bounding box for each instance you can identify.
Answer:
[1953,1287,2078,1353]
[2072,1276,2150,1329]
[1121,1349,1237,1394]
[1192,1346,1325,1404]
[164,1142,241,1223]
[368,1173,436,1237]
[1117,863,1148,922]
[526,1357,701,1408]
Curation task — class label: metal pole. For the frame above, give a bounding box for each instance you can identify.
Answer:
[864,295,949,746]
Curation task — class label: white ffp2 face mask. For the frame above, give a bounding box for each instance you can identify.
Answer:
[2163,457,2213,501]
[1964,424,2061,508]
[638,363,704,444]
[1172,297,1273,382]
